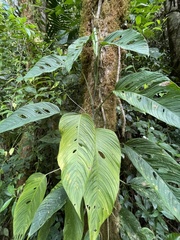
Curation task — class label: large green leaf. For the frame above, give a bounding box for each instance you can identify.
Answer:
[0,102,60,133]
[24,55,66,79]
[102,29,149,55]
[57,113,95,217]
[114,71,180,129]
[126,139,180,187]
[65,36,90,72]
[84,128,121,240]
[130,177,176,220]
[28,182,67,237]
[123,144,180,221]
[13,173,47,240]
[120,207,154,240]
[63,199,84,240]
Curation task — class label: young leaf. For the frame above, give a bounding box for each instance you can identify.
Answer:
[123,144,180,221]
[65,36,90,72]
[57,113,95,217]
[63,199,84,240]
[84,128,121,240]
[28,182,67,237]
[24,55,66,79]
[0,102,60,133]
[114,71,180,129]
[0,197,14,213]
[13,173,47,240]
[102,29,149,55]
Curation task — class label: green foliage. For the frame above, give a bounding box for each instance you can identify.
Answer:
[24,55,66,79]
[13,173,47,240]
[28,182,67,237]
[120,206,155,240]
[0,102,60,133]
[102,29,149,55]
[65,36,90,72]
[124,142,180,221]
[58,113,121,239]
[114,71,180,129]
[128,0,165,39]
[63,199,84,240]
[0,4,180,238]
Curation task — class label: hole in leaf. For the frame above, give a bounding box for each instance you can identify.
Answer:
[74,139,77,142]
[73,149,77,153]
[33,187,37,190]
[94,206,96,209]
[137,96,142,102]
[162,109,165,113]
[98,151,105,159]
[26,200,31,204]
[79,143,83,147]
[35,109,42,114]
[43,108,50,113]
[45,63,51,67]
[86,205,90,210]
[19,114,27,119]
[39,66,45,69]
[94,229,97,232]
[153,172,157,179]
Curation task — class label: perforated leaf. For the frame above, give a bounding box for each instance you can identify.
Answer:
[24,55,66,79]
[13,173,47,240]
[84,128,121,240]
[0,102,60,133]
[114,71,180,129]
[63,199,84,240]
[28,182,67,237]
[102,29,149,55]
[57,113,95,217]
[123,144,180,221]
[65,36,90,72]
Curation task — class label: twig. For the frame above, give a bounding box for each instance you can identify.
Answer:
[46,168,60,176]
[116,47,121,83]
[96,0,103,19]
[66,93,86,112]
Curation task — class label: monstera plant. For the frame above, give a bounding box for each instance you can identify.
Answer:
[0,28,180,240]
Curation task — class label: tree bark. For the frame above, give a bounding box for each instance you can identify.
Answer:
[80,0,128,238]
[165,0,180,76]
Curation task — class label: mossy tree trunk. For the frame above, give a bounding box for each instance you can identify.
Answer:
[165,0,180,76]
[79,0,128,239]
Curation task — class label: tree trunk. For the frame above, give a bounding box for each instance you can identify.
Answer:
[165,0,180,76]
[80,0,128,238]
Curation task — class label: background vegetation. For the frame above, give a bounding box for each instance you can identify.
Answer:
[0,0,179,239]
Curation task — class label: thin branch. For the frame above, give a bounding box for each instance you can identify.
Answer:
[46,168,60,176]
[96,0,103,19]
[66,93,86,112]
[116,47,121,83]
